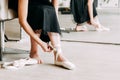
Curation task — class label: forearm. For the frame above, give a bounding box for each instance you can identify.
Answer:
[18,0,43,46]
[52,0,59,15]
[87,0,94,21]
[20,21,44,47]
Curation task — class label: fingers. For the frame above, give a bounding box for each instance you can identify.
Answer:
[48,45,53,50]
[42,45,53,52]
[41,42,54,52]
[46,45,53,52]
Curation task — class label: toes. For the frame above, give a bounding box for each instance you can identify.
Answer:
[29,56,43,64]
[37,60,43,64]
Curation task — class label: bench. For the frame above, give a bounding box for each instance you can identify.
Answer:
[0,0,18,61]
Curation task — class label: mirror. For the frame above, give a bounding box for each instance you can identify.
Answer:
[58,0,120,45]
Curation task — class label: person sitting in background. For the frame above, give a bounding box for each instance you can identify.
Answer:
[70,0,110,32]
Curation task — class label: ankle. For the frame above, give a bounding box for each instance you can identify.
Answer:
[29,53,39,58]
[54,52,66,62]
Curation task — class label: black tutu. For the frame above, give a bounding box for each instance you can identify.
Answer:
[70,0,97,23]
[27,0,61,42]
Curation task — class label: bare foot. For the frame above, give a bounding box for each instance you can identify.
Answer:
[75,24,88,32]
[29,54,43,64]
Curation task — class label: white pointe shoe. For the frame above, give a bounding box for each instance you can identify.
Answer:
[54,49,75,70]
[55,60,75,70]
[96,25,110,32]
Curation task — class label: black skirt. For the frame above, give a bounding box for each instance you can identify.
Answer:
[27,0,61,42]
[70,0,97,24]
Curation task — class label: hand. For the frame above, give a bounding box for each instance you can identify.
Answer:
[40,42,53,52]
[88,19,99,28]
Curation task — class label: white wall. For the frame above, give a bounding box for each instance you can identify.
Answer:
[98,0,119,8]
[58,0,120,9]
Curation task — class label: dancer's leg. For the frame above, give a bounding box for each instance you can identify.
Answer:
[47,32,66,62]
[29,30,43,64]
[47,32,75,69]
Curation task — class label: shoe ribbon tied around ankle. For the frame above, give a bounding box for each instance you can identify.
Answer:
[53,47,75,70]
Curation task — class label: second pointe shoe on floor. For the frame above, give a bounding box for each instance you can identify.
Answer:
[2,58,38,70]
[54,48,75,70]
[95,25,110,32]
